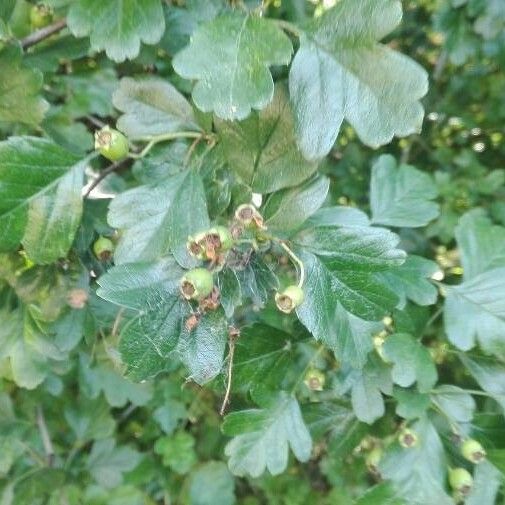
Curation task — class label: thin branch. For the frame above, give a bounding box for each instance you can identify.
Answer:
[36,406,54,467]
[84,159,128,198]
[21,18,67,50]
[220,328,240,416]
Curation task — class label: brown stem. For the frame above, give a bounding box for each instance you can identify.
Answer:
[84,159,128,198]
[21,19,68,50]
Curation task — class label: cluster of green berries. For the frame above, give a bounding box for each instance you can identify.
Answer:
[187,226,234,262]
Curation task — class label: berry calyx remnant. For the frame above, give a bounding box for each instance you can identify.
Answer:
[461,439,486,464]
[398,428,418,448]
[275,285,304,314]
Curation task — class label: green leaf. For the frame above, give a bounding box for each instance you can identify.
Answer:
[0,137,85,261]
[108,170,209,265]
[296,251,399,322]
[263,176,329,235]
[177,308,228,385]
[430,385,475,423]
[113,77,200,140]
[444,267,505,356]
[465,461,501,505]
[64,397,115,441]
[460,354,505,414]
[486,450,505,477]
[393,388,430,420]
[348,356,392,424]
[382,333,437,393]
[455,209,505,280]
[222,392,312,477]
[355,483,406,505]
[306,206,370,228]
[370,155,439,228]
[79,355,152,408]
[153,401,187,435]
[380,417,452,505]
[188,461,235,505]
[172,12,292,120]
[232,324,297,391]
[0,45,48,126]
[295,226,406,272]
[86,439,141,488]
[216,86,317,193]
[98,259,226,384]
[289,0,428,160]
[154,431,197,474]
[67,0,165,62]
[296,263,380,367]
[165,170,210,268]
[377,256,439,308]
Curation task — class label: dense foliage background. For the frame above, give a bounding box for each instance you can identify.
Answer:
[0,0,505,503]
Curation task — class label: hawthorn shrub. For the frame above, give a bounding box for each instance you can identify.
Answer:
[0,0,505,503]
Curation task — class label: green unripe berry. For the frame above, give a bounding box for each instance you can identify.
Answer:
[180,268,214,301]
[93,236,114,260]
[304,368,325,391]
[30,4,53,29]
[398,428,418,448]
[94,126,129,161]
[461,439,486,464]
[275,285,304,314]
[449,467,473,495]
[365,447,383,474]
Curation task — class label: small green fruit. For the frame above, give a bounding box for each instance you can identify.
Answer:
[449,467,473,495]
[275,285,304,314]
[304,369,325,391]
[30,4,53,29]
[180,268,214,301]
[93,236,114,260]
[94,126,129,161]
[398,428,418,448]
[365,447,383,474]
[461,439,486,464]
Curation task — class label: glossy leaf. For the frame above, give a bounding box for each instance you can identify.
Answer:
[173,12,292,120]
[289,0,428,159]
[67,0,165,62]
[370,155,439,228]
[108,170,209,265]
[0,137,85,262]
[263,176,329,234]
[216,86,317,193]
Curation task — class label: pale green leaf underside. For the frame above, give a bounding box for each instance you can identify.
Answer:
[0,45,48,126]
[370,154,439,228]
[289,0,428,160]
[67,0,165,62]
[444,267,505,357]
[223,393,312,477]
[173,12,293,120]
[113,77,200,139]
